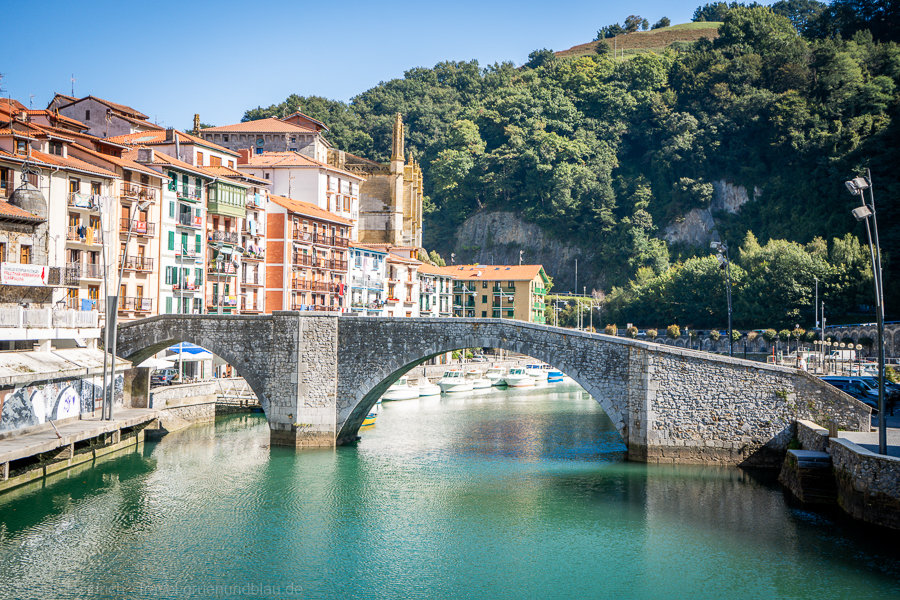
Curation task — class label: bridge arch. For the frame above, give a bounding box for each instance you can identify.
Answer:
[113,315,273,413]
[336,318,636,445]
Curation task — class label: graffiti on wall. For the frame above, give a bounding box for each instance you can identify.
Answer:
[0,374,124,435]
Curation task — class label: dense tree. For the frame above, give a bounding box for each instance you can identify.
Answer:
[652,17,672,29]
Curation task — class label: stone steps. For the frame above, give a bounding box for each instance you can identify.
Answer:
[779,450,837,505]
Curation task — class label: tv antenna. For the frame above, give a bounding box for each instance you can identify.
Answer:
[71,74,76,96]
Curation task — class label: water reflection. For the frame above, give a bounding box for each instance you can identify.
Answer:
[0,383,898,600]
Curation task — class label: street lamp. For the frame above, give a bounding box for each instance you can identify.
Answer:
[845,170,887,454]
[710,240,734,357]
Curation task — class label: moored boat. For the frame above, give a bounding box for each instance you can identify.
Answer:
[438,369,474,393]
[418,379,441,396]
[465,369,492,389]
[525,363,549,381]
[362,410,378,426]
[382,376,420,401]
[486,366,505,386]
[500,367,535,387]
[543,365,564,383]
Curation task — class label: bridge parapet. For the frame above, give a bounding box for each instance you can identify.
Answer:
[115,315,871,464]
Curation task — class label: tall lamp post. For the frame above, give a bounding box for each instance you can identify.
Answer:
[105,199,151,420]
[710,240,734,357]
[845,171,886,455]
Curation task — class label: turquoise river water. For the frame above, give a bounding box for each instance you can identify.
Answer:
[1,382,899,600]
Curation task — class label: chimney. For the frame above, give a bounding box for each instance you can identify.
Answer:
[237,149,250,165]
[137,148,155,163]
[16,111,28,123]
[192,114,200,135]
[165,127,175,142]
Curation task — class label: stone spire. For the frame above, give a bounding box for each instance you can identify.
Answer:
[391,113,404,161]
[192,113,200,135]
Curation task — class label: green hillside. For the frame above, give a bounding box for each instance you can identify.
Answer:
[556,22,721,59]
[242,4,900,328]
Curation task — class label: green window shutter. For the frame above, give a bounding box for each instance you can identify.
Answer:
[169,171,177,191]
[183,174,189,189]
[195,233,201,253]
[195,207,201,218]
[166,297,172,313]
[195,268,202,285]
[168,201,175,218]
[164,266,170,285]
[181,233,188,252]
[167,231,175,251]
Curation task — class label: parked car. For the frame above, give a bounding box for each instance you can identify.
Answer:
[151,368,179,386]
[470,355,487,363]
[820,377,879,414]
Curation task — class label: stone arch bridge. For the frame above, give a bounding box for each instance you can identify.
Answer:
[115,313,871,466]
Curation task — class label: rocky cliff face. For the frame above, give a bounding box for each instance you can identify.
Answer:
[451,211,597,293]
[664,179,760,246]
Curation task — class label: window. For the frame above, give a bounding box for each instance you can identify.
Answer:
[264,172,269,179]
[88,285,99,301]
[69,178,80,194]
[169,201,175,218]
[227,160,234,169]
[15,140,26,155]
[168,231,175,251]
[343,196,349,211]
[482,295,487,304]
[49,141,63,156]
[85,110,90,121]
[91,181,101,195]
[195,234,202,253]
[0,168,8,196]
[19,245,30,264]
[482,311,487,318]
[166,297,172,313]
[507,281,515,289]
[482,281,488,288]
[210,156,222,167]
[196,152,203,165]
[223,135,229,142]
[256,148,263,155]
[0,243,5,262]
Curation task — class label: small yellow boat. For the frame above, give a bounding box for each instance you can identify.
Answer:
[361,410,378,427]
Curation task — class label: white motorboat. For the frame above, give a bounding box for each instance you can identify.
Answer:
[382,376,420,401]
[438,369,474,393]
[418,379,441,396]
[525,363,549,381]
[486,367,505,386]
[500,367,535,387]
[464,369,492,389]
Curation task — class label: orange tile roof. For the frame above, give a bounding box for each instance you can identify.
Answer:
[358,243,419,251]
[66,144,162,179]
[446,264,549,282]
[387,254,422,266]
[268,194,353,225]
[0,148,118,178]
[242,151,365,179]
[202,118,318,134]
[29,123,128,149]
[280,111,329,130]
[108,129,239,156]
[25,109,86,129]
[122,147,211,178]
[199,165,269,185]
[0,199,43,221]
[57,95,148,120]
[416,263,455,277]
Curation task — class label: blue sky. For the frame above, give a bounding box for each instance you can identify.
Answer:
[5,0,719,129]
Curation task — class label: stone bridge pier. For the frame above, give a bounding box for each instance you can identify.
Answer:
[115,314,872,466]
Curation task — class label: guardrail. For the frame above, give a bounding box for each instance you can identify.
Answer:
[0,307,99,329]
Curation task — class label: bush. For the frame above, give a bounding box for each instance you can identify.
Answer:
[626,326,638,338]
[778,329,792,342]
[709,330,721,341]
[763,329,778,343]
[652,16,671,29]
[792,328,806,340]
[465,350,474,359]
[646,329,658,340]
[452,351,461,360]
[604,324,617,335]
[731,330,742,342]
[667,324,680,339]
[746,331,758,342]
[805,330,819,342]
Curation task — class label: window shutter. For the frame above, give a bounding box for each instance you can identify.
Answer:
[195,234,201,253]
[168,231,175,251]
[169,201,175,218]
[165,266,171,284]
[166,297,172,313]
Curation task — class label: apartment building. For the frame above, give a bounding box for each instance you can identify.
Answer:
[265,195,350,312]
[348,245,388,315]
[448,265,550,323]
[198,112,330,162]
[236,150,363,240]
[384,254,421,318]
[417,263,454,317]
[48,94,162,138]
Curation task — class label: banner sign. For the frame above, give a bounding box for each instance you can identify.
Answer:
[0,263,48,286]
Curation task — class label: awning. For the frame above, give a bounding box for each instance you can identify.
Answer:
[136,357,176,369]
[167,342,209,355]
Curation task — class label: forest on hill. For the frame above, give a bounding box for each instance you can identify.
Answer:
[242,1,900,329]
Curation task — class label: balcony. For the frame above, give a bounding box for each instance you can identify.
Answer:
[242,249,265,261]
[241,298,263,312]
[291,279,340,293]
[242,271,262,286]
[119,297,153,312]
[67,193,100,211]
[120,218,156,237]
[492,286,516,294]
[292,231,350,248]
[169,182,202,201]
[207,294,238,308]
[177,213,203,228]
[66,225,101,245]
[120,181,157,203]
[208,262,238,276]
[0,306,100,340]
[290,254,347,271]
[245,194,264,210]
[66,262,103,280]
[172,282,200,292]
[120,256,154,271]
[209,230,239,245]
[290,303,334,312]
[176,247,200,261]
